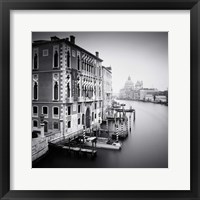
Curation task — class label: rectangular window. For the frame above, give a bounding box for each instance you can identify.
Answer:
[92,112,94,121]
[42,106,48,117]
[43,49,48,56]
[99,102,101,108]
[33,106,38,116]
[95,103,97,109]
[53,107,59,118]
[78,105,81,113]
[68,121,71,128]
[68,106,71,115]
[78,118,80,125]
[95,113,96,119]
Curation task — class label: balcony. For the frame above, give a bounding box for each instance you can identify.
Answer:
[66,97,74,104]
[84,97,93,102]
[77,97,84,102]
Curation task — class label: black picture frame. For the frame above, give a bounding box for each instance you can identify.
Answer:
[0,0,199,199]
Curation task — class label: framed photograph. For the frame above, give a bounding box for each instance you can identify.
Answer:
[1,0,200,199]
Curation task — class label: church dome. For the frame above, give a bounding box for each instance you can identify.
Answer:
[124,76,134,90]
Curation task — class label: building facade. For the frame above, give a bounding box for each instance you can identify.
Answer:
[139,88,158,101]
[32,35,103,138]
[134,80,143,100]
[102,66,112,120]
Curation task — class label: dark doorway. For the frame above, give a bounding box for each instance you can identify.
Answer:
[44,121,48,133]
[86,107,90,128]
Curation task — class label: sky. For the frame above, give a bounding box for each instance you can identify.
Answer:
[33,32,168,93]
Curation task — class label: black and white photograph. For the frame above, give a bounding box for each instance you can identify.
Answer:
[32,32,168,168]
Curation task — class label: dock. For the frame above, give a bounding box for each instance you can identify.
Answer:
[49,140,97,159]
[63,145,97,157]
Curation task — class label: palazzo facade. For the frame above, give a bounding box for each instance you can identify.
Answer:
[32,35,103,138]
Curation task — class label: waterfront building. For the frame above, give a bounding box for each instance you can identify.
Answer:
[145,94,154,102]
[139,88,158,101]
[135,81,143,90]
[32,35,103,138]
[155,95,167,103]
[119,76,134,100]
[102,66,112,120]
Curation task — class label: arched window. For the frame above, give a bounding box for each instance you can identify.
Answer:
[82,85,85,97]
[34,53,38,69]
[77,55,80,70]
[91,86,93,97]
[94,86,96,95]
[77,84,80,97]
[33,120,38,127]
[33,82,38,100]
[67,51,70,67]
[89,86,91,98]
[82,62,84,70]
[54,50,58,68]
[53,73,59,101]
[86,87,88,97]
[82,114,85,125]
[67,83,70,98]
[54,81,58,100]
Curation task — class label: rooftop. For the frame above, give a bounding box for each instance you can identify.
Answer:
[33,35,103,62]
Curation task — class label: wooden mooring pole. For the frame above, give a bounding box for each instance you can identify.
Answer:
[116,125,119,142]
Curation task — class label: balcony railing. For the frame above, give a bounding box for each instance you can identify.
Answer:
[66,97,74,103]
[84,97,93,102]
[77,97,84,102]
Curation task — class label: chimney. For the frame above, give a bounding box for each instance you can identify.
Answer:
[50,36,60,41]
[70,35,75,44]
[95,51,99,58]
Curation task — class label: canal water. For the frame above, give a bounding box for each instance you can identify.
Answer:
[33,100,168,168]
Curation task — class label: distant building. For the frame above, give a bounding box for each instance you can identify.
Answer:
[145,94,154,102]
[32,35,103,138]
[119,76,134,100]
[139,88,158,101]
[102,66,112,120]
[135,81,143,90]
[155,95,167,103]
[134,80,143,100]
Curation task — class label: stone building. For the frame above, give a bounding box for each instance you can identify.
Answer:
[102,66,112,120]
[32,35,103,138]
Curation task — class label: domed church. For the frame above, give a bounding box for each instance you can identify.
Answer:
[119,76,134,100]
[124,76,134,90]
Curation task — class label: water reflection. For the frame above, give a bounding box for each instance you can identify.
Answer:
[33,100,168,168]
